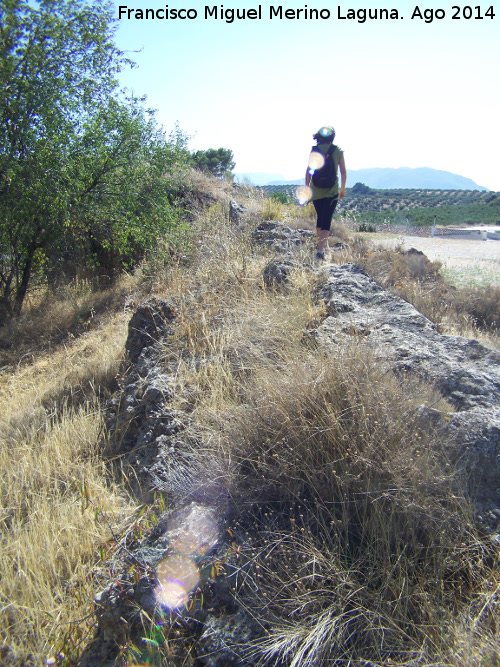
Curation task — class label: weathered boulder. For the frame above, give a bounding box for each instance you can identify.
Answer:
[251,220,314,252]
[106,299,192,501]
[331,241,350,251]
[229,199,247,226]
[194,608,265,666]
[263,258,297,289]
[81,494,263,667]
[315,263,500,411]
[125,297,177,363]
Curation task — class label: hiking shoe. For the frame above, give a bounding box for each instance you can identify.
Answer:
[316,250,325,261]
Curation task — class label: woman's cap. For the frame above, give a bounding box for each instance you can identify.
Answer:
[313,126,335,140]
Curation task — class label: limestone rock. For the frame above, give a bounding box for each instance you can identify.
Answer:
[229,199,247,226]
[316,263,500,411]
[331,241,350,251]
[125,297,177,363]
[251,220,313,252]
[194,608,264,666]
[263,258,297,289]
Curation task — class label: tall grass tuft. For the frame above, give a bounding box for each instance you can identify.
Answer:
[0,292,136,664]
[199,347,495,664]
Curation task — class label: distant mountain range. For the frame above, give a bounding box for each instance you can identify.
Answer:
[234,167,488,191]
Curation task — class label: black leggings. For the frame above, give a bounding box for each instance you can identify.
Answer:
[313,197,338,231]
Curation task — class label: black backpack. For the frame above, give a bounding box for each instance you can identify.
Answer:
[311,145,337,188]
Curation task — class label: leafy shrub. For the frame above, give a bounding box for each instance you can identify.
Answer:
[0,0,191,315]
[262,198,284,221]
[269,190,293,205]
[352,181,371,195]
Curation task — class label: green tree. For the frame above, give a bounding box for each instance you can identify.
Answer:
[41,98,188,280]
[352,182,371,195]
[0,0,187,315]
[192,147,235,178]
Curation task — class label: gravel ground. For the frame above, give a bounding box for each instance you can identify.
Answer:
[372,234,500,287]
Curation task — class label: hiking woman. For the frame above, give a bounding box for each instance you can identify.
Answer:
[305,126,346,260]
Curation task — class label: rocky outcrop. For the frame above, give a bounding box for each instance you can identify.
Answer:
[82,231,500,666]
[315,264,500,410]
[229,200,247,227]
[82,295,263,667]
[262,258,298,289]
[252,217,500,527]
[251,220,314,252]
[104,298,190,502]
[125,297,177,363]
[313,263,500,531]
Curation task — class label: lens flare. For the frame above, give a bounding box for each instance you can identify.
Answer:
[319,125,334,137]
[166,504,218,556]
[308,151,325,173]
[154,555,199,609]
[192,480,229,513]
[295,185,312,206]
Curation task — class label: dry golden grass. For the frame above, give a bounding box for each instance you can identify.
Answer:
[0,272,146,369]
[153,208,500,665]
[0,281,141,665]
[0,177,251,665]
[167,266,499,664]
[0,406,130,664]
[211,350,496,665]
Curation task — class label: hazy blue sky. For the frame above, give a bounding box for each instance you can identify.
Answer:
[113,1,499,189]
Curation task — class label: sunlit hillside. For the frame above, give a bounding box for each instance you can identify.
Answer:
[2,1,499,663]
[1,171,500,666]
